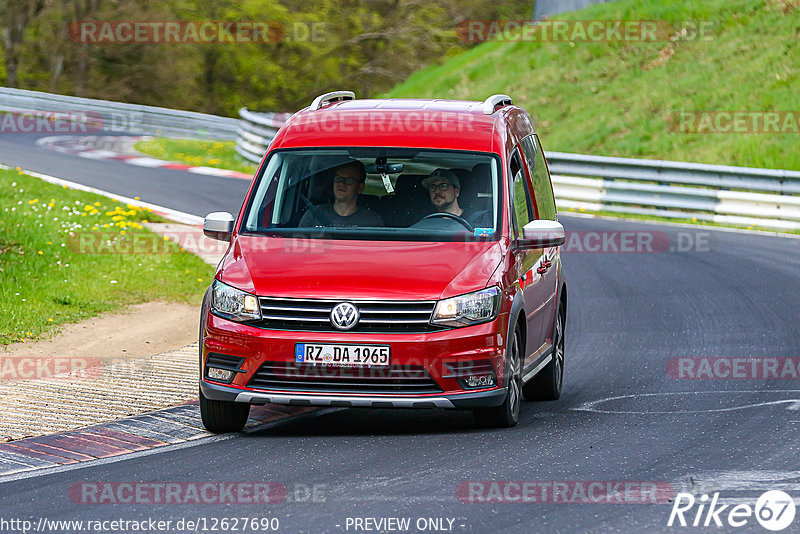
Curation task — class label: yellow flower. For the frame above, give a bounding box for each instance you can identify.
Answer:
[28,199,39,204]
[37,251,43,255]
[48,318,53,322]
[92,226,98,231]
[94,202,101,206]
[120,230,126,235]
[46,241,52,245]
[134,196,140,200]
[185,269,190,274]
[112,215,124,221]
[197,278,203,282]
[15,166,21,171]
[84,205,94,211]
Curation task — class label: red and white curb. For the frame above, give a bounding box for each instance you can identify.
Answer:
[0,403,317,478]
[35,135,253,180]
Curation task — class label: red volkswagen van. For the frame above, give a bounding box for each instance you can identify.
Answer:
[200,92,566,432]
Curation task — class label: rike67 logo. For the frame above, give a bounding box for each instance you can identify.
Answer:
[668,490,796,531]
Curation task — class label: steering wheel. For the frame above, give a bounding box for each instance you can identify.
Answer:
[420,212,473,231]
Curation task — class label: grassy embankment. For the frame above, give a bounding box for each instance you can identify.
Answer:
[0,167,213,344]
[135,138,257,175]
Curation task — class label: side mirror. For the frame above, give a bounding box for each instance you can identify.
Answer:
[203,212,235,241]
[519,220,565,249]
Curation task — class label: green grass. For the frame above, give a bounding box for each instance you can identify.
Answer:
[0,167,214,345]
[386,0,800,170]
[134,138,257,175]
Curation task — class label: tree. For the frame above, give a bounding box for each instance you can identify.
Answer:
[0,0,47,87]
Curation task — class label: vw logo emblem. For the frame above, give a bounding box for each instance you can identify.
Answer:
[330,302,360,330]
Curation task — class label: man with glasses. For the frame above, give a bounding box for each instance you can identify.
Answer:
[422,168,491,229]
[299,159,384,227]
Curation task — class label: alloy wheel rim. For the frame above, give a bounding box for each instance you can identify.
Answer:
[509,331,521,419]
[554,312,564,386]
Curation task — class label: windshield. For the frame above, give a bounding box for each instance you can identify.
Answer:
[241,148,501,242]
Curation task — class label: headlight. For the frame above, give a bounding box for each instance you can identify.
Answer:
[432,286,500,327]
[210,280,261,322]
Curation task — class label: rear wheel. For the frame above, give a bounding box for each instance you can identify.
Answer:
[473,324,522,428]
[523,303,565,401]
[199,389,250,433]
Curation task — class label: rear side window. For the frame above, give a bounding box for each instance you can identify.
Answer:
[521,135,556,220]
[510,150,534,239]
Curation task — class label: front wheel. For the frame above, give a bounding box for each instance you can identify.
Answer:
[473,324,522,428]
[199,388,250,433]
[523,303,565,401]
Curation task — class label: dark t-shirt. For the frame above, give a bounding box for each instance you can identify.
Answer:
[462,208,493,229]
[298,204,384,227]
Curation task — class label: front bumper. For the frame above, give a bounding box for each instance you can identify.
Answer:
[201,379,507,409]
[201,311,510,409]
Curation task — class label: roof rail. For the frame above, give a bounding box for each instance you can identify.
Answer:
[482,94,513,115]
[310,91,355,111]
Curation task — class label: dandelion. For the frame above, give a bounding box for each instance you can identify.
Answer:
[134,196,140,200]
[37,251,43,255]
[197,278,203,282]
[28,199,39,204]
[48,318,53,322]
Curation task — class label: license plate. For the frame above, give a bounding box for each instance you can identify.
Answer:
[295,343,390,367]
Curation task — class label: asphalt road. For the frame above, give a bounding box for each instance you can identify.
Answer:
[1,134,800,533]
[0,133,249,216]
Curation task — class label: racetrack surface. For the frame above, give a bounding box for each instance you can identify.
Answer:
[1,134,799,532]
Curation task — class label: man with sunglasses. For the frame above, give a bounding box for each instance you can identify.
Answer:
[422,168,491,229]
[299,159,384,227]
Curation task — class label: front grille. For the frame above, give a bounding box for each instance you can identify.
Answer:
[252,297,443,333]
[247,362,443,394]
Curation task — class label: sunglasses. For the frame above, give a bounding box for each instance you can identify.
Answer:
[428,182,453,192]
[334,175,359,185]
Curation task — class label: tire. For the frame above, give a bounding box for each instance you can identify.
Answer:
[523,302,565,401]
[473,323,522,428]
[199,388,250,433]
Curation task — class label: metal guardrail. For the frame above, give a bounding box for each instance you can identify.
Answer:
[7,90,793,231]
[236,107,800,230]
[547,152,800,230]
[0,87,238,139]
[235,108,288,163]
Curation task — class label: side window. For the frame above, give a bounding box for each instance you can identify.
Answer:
[521,135,556,220]
[510,149,534,239]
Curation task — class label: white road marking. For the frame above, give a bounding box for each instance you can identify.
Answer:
[575,390,800,414]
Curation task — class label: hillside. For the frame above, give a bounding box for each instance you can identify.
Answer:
[386,0,800,170]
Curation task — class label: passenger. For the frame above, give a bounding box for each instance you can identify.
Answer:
[299,159,384,227]
[421,168,491,228]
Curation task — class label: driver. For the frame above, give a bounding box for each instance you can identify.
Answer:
[422,168,491,228]
[299,159,384,227]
